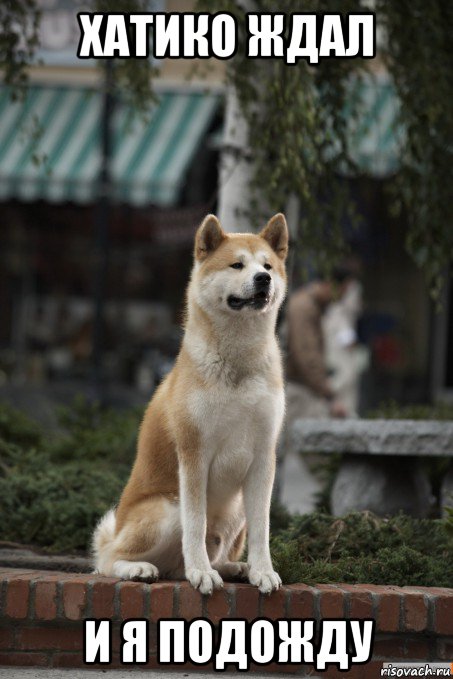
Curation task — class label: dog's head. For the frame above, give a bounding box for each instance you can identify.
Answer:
[191,213,288,317]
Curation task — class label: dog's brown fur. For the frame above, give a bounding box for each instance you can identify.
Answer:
[93,213,288,594]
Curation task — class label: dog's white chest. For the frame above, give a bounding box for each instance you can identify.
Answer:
[189,375,279,439]
[188,377,284,503]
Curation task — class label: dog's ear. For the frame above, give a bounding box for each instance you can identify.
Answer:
[195,214,226,261]
[259,213,289,260]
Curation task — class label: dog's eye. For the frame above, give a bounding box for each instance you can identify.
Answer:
[264,263,272,271]
[230,262,244,270]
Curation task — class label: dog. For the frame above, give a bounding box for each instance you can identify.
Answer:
[92,212,288,595]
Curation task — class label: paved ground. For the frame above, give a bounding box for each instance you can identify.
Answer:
[0,670,300,678]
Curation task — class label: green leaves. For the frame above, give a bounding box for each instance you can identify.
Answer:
[377,0,453,296]
[198,1,452,289]
[270,510,453,587]
[0,399,140,552]
[0,0,40,92]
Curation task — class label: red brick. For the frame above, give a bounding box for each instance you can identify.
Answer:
[376,592,401,632]
[373,637,407,658]
[33,572,73,583]
[404,586,453,596]
[437,638,453,660]
[404,639,430,659]
[340,586,373,618]
[317,585,344,618]
[148,623,158,654]
[249,660,296,673]
[149,582,174,622]
[59,573,98,583]
[234,583,260,621]
[110,623,123,653]
[146,657,218,672]
[17,627,83,651]
[0,627,14,649]
[91,578,119,618]
[34,581,57,621]
[141,654,160,669]
[119,581,146,619]
[206,587,231,624]
[403,592,428,632]
[51,652,85,668]
[261,587,286,619]
[5,576,33,619]
[0,652,49,667]
[63,581,87,621]
[0,569,35,577]
[287,584,316,619]
[435,594,453,635]
[320,660,383,679]
[178,582,202,620]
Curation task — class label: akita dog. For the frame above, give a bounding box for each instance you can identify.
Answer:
[93,213,288,595]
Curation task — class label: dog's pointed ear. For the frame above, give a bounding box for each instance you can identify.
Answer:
[259,213,289,260]
[195,214,226,261]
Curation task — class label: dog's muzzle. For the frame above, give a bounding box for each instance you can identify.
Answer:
[227,273,272,310]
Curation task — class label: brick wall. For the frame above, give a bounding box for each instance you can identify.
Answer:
[0,568,452,677]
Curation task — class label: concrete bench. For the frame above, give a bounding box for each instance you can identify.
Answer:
[291,419,453,517]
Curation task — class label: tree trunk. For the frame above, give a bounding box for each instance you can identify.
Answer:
[217,85,255,233]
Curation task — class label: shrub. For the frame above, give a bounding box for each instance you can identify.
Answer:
[270,511,453,587]
[0,399,140,552]
[1,401,452,588]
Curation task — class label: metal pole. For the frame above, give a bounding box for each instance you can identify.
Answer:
[92,60,114,404]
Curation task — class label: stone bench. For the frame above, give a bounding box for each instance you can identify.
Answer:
[291,419,453,517]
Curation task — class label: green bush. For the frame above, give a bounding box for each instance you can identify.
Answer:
[0,399,140,552]
[0,401,452,587]
[367,400,453,421]
[270,511,453,587]
[49,396,139,464]
[0,402,43,448]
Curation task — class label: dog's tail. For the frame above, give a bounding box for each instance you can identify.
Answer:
[91,508,116,574]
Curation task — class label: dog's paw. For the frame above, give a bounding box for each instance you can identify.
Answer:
[113,560,159,582]
[217,561,249,581]
[186,568,223,595]
[248,567,282,594]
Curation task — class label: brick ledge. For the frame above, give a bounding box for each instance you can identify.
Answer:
[0,568,452,676]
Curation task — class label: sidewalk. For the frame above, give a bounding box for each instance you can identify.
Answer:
[0,670,298,679]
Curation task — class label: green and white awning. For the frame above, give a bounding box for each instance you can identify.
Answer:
[0,85,220,206]
[346,73,403,177]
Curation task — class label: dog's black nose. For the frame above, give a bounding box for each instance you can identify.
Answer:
[254,272,271,288]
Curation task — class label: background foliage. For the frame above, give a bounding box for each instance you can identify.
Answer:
[376,0,453,299]
[2,1,452,289]
[205,0,453,291]
[270,507,453,587]
[0,400,139,552]
[1,401,452,587]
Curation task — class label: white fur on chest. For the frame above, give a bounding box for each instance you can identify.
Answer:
[189,375,282,441]
[187,375,285,505]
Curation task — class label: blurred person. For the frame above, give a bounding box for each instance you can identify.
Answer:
[323,279,369,416]
[274,269,353,509]
[285,269,353,423]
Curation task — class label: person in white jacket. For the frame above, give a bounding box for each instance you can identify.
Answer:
[323,279,369,417]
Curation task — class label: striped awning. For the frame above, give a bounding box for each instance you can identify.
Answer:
[0,85,220,206]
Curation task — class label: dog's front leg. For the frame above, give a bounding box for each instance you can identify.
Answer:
[243,448,282,594]
[179,460,223,595]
